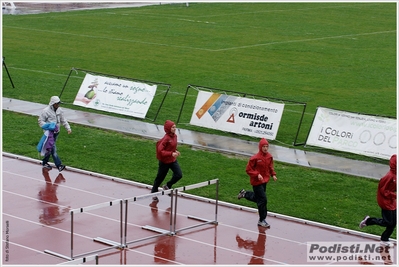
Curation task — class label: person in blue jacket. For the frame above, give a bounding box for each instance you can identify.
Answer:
[38,96,72,172]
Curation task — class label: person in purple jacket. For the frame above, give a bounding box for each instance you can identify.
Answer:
[150,120,182,202]
[238,138,277,228]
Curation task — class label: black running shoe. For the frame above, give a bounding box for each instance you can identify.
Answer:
[42,163,52,170]
[58,165,66,172]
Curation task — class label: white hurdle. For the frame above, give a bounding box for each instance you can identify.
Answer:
[124,178,219,246]
[141,179,219,235]
[172,179,219,234]
[44,199,124,261]
[124,188,176,246]
[44,179,219,261]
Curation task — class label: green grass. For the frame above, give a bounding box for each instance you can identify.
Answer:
[2,3,396,150]
[2,3,396,238]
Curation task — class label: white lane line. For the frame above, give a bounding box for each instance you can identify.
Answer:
[3,170,116,199]
[175,234,289,265]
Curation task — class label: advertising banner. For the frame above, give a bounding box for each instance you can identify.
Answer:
[306,107,397,159]
[190,90,285,140]
[73,73,157,119]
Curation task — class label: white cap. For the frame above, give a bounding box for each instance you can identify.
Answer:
[49,96,61,105]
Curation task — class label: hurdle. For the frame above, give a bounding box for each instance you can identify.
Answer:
[45,179,219,260]
[124,189,175,247]
[123,179,219,246]
[45,199,124,261]
[172,179,219,234]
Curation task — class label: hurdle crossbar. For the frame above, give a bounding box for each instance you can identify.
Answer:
[70,199,122,214]
[173,179,218,191]
[125,188,173,203]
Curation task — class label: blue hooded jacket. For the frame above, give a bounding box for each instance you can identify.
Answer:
[36,122,58,155]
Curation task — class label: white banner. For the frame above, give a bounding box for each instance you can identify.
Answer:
[189,91,284,140]
[306,107,397,160]
[73,74,157,119]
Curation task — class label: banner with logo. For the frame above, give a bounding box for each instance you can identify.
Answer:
[306,107,397,159]
[73,73,157,119]
[189,90,285,140]
[307,241,395,264]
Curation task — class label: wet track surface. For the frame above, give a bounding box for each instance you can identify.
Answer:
[3,154,395,265]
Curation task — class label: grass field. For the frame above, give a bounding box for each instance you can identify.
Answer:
[2,2,397,238]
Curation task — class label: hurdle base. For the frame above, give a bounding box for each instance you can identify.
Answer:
[188,215,218,225]
[142,225,172,235]
[93,237,124,248]
[44,249,73,261]
[171,215,218,234]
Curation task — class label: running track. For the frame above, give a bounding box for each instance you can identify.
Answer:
[2,154,396,265]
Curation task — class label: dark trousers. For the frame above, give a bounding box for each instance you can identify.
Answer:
[151,160,182,193]
[366,209,397,241]
[244,183,267,222]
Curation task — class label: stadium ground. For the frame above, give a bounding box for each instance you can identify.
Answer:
[2,2,396,265]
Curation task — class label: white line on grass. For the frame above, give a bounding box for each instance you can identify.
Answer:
[177,18,216,24]
[214,30,396,52]
[6,66,74,77]
[3,26,216,52]
[191,3,385,19]
[4,25,395,52]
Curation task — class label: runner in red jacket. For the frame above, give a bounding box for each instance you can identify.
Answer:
[150,120,182,202]
[237,138,277,228]
[359,154,397,245]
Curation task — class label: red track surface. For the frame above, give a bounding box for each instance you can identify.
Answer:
[2,155,396,265]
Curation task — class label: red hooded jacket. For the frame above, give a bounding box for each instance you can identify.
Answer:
[156,120,178,164]
[377,154,397,210]
[246,138,276,186]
